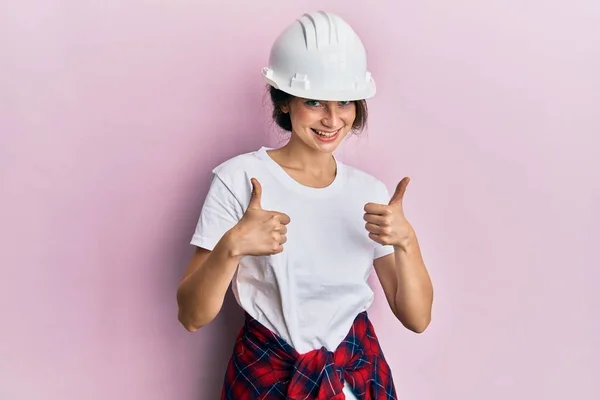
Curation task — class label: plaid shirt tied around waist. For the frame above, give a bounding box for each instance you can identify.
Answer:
[221,311,397,400]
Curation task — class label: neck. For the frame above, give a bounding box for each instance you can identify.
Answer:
[279,135,336,174]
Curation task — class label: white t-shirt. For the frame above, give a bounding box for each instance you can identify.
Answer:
[191,146,395,354]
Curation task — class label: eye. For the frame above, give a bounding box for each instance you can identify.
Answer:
[338,101,352,107]
[304,100,322,107]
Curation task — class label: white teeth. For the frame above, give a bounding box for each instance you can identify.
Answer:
[314,129,339,137]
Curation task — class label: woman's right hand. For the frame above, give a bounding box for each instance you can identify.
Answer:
[228,178,290,257]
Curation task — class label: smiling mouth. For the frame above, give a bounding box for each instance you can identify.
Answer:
[311,128,341,138]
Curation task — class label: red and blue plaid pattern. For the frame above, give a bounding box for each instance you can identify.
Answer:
[221,311,397,399]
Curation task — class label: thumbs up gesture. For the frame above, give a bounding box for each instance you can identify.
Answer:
[364,177,415,248]
[230,178,291,257]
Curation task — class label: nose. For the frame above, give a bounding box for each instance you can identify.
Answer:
[321,104,339,128]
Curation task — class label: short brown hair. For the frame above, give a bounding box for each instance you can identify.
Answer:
[269,86,368,133]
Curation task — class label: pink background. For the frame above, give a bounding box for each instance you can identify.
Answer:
[1,0,598,399]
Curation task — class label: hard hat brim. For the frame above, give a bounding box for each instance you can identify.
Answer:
[263,70,376,102]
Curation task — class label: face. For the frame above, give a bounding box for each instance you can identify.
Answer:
[282,97,356,154]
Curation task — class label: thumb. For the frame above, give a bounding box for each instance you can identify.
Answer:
[389,177,410,205]
[248,178,263,209]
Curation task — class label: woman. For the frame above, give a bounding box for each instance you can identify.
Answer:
[177,11,433,400]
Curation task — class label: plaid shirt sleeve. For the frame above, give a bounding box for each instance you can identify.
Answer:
[221,312,398,400]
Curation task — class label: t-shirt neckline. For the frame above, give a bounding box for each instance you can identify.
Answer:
[256,146,346,198]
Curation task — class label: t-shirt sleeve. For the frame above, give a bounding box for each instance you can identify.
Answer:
[190,172,245,251]
[373,181,396,260]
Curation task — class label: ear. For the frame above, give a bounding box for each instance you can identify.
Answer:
[280,103,290,113]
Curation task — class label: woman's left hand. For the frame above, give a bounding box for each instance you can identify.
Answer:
[364,177,416,248]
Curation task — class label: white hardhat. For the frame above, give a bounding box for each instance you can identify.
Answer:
[262,11,376,101]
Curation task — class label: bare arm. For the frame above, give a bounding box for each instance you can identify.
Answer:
[374,236,433,333]
[176,178,289,332]
[176,231,242,332]
[366,177,433,333]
